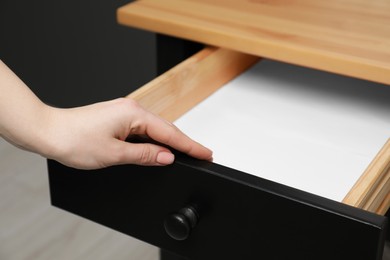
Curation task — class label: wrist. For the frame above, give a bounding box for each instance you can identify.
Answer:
[9,103,63,161]
[35,106,68,161]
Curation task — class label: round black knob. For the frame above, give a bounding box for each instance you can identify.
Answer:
[164,205,199,241]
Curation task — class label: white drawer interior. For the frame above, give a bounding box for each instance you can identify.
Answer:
[174,59,390,202]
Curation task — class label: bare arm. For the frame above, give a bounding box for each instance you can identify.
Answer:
[0,60,212,169]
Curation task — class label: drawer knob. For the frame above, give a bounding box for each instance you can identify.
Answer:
[164,205,199,241]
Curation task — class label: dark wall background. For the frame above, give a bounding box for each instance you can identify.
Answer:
[0,0,156,108]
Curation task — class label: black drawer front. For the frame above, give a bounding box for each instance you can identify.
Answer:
[48,156,387,260]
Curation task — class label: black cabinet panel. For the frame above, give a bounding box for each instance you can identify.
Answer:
[48,154,387,260]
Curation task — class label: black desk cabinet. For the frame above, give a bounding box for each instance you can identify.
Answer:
[48,36,388,260]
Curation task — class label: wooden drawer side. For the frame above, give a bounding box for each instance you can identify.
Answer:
[343,139,390,215]
[128,47,258,122]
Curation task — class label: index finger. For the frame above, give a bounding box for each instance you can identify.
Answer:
[141,110,213,161]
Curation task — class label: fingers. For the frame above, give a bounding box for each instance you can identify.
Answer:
[113,140,175,166]
[120,98,212,161]
[139,110,213,161]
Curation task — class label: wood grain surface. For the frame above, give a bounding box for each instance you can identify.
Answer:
[343,139,390,215]
[128,47,258,121]
[118,0,390,85]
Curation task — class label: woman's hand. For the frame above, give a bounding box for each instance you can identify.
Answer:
[44,98,213,169]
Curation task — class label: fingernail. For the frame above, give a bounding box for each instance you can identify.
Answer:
[157,152,175,165]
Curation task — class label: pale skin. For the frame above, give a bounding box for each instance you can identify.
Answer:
[0,60,213,169]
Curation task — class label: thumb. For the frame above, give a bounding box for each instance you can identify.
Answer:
[117,141,175,166]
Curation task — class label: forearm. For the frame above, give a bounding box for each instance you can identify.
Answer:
[0,60,53,155]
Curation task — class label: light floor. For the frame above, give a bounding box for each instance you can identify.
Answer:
[0,139,158,260]
[0,139,388,260]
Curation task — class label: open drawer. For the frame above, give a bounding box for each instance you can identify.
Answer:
[49,46,389,260]
[129,46,390,215]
